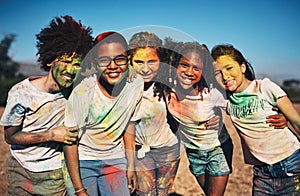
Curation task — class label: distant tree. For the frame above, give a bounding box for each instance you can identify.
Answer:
[0,34,20,79]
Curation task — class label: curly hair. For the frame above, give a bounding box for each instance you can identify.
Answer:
[36,15,93,71]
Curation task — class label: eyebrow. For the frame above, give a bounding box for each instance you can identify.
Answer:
[134,60,144,63]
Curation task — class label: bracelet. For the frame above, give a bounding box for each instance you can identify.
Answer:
[74,187,87,195]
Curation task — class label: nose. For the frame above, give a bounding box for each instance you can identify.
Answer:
[184,66,194,76]
[141,64,150,74]
[222,71,230,81]
[107,60,118,69]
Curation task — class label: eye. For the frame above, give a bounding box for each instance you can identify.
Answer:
[115,56,127,63]
[134,60,144,66]
[193,65,202,71]
[179,63,189,68]
[148,60,158,66]
[226,66,233,71]
[73,64,81,69]
[214,70,221,76]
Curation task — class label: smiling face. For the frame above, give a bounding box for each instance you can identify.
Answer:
[176,50,203,92]
[132,47,160,82]
[96,42,129,86]
[213,55,247,93]
[51,53,82,88]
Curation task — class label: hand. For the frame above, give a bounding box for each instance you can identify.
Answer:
[127,65,137,83]
[50,125,79,144]
[266,107,287,129]
[127,170,137,193]
[206,115,220,130]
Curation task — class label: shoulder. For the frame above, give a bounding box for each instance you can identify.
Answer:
[257,78,286,101]
[8,78,30,93]
[128,75,144,89]
[258,78,280,87]
[73,75,96,92]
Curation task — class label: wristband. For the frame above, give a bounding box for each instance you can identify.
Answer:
[74,187,87,195]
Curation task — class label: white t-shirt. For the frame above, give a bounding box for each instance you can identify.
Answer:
[65,74,144,160]
[0,77,66,172]
[227,78,300,165]
[167,87,227,150]
[131,83,178,156]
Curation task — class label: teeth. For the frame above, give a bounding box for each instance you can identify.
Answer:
[183,78,193,84]
[226,80,235,87]
[62,75,72,80]
[108,73,119,77]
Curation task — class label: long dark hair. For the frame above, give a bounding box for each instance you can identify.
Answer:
[211,44,255,81]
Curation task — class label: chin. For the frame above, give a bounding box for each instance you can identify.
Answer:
[179,82,193,90]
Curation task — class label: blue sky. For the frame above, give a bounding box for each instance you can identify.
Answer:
[1,0,299,82]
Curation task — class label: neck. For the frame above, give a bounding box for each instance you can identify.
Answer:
[98,78,126,98]
[144,81,154,91]
[30,73,62,94]
[177,84,199,96]
[174,85,199,101]
[235,78,252,93]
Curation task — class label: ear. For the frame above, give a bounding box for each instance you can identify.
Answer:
[241,63,247,74]
[46,62,53,68]
[47,59,57,68]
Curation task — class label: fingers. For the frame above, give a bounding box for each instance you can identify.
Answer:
[272,107,279,112]
[268,122,287,129]
[205,123,219,130]
[266,114,288,129]
[266,115,280,119]
[67,127,79,137]
[63,127,79,144]
[63,136,73,145]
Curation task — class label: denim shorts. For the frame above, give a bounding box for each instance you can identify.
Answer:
[253,148,300,195]
[186,146,230,177]
[79,158,130,196]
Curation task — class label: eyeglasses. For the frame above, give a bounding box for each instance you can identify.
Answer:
[95,55,128,67]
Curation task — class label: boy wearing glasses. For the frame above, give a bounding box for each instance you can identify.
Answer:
[0,15,93,195]
[64,32,144,195]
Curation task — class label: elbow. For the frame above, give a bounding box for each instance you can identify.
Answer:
[4,136,13,145]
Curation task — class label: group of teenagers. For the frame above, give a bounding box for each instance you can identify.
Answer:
[1,15,300,196]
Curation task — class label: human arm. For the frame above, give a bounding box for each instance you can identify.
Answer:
[276,96,300,135]
[123,121,137,193]
[64,142,88,196]
[4,125,78,145]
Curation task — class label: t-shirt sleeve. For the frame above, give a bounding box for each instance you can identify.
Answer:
[260,78,287,105]
[0,85,27,126]
[64,92,78,127]
[212,88,228,110]
[64,78,93,129]
[130,79,144,122]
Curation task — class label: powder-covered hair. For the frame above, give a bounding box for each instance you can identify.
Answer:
[36,15,93,71]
